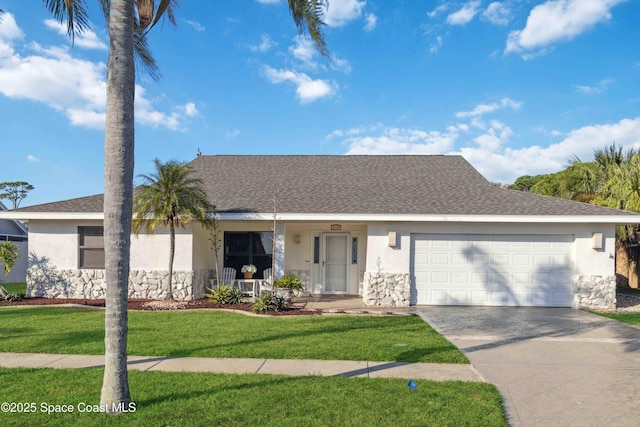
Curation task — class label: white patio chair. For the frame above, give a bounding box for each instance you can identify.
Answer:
[259,268,273,295]
[219,267,237,287]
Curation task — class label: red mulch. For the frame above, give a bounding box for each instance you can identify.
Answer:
[0,297,325,316]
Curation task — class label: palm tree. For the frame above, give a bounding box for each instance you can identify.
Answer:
[40,0,328,411]
[133,159,213,300]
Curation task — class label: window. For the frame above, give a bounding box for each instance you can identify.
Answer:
[224,232,273,279]
[79,226,105,269]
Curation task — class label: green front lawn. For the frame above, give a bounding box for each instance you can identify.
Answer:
[1,282,26,294]
[595,312,640,326]
[0,367,505,427]
[0,307,467,363]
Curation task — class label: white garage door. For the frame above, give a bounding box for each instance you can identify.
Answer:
[411,234,575,307]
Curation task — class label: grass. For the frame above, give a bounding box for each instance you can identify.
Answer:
[595,312,640,326]
[0,367,506,426]
[1,282,26,294]
[0,307,467,363]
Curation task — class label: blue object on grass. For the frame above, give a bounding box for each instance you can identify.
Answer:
[407,379,417,390]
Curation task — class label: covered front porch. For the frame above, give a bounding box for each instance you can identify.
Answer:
[194,221,368,297]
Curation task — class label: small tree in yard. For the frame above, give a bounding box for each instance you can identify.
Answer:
[133,159,213,300]
[0,241,18,299]
[208,205,222,289]
[0,181,35,209]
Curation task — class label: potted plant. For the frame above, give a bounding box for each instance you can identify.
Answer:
[274,273,305,300]
[241,264,257,279]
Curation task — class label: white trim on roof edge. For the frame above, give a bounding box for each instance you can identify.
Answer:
[2,211,640,224]
[217,212,640,224]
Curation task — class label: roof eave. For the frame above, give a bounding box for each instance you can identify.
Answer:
[216,212,640,224]
[0,212,104,221]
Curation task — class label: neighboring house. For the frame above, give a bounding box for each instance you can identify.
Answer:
[2,155,640,310]
[0,201,28,283]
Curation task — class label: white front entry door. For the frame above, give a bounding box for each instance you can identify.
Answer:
[323,233,349,293]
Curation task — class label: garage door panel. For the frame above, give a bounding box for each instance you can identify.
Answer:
[432,253,449,264]
[513,254,531,265]
[491,254,510,265]
[412,234,574,307]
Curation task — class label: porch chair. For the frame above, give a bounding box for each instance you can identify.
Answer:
[259,268,273,295]
[219,267,237,287]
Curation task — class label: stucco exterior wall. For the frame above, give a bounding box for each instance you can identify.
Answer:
[365,222,615,277]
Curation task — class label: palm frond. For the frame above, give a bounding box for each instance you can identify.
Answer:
[288,0,329,58]
[133,159,213,235]
[43,0,91,43]
[134,32,161,81]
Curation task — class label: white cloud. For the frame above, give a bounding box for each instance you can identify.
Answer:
[0,19,196,131]
[343,127,459,155]
[262,65,336,103]
[250,34,277,52]
[0,13,24,41]
[573,78,613,94]
[331,56,352,74]
[336,117,640,184]
[429,36,443,54]
[455,117,640,183]
[27,155,39,162]
[427,4,449,18]
[364,13,377,31]
[324,0,366,27]
[182,102,199,117]
[473,120,513,151]
[446,1,481,25]
[289,35,317,66]
[226,129,240,138]
[44,19,107,50]
[482,2,511,25]
[184,19,205,32]
[455,98,522,118]
[505,0,624,56]
[256,0,280,4]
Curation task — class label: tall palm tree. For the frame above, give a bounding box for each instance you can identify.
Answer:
[39,0,328,410]
[133,159,213,300]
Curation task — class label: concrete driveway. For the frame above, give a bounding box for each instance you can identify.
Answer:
[415,307,640,427]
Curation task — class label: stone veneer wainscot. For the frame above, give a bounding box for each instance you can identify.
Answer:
[362,272,410,307]
[26,267,210,301]
[572,275,616,310]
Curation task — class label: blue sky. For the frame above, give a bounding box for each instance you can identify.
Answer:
[0,0,638,207]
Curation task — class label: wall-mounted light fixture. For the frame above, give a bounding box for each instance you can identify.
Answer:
[592,232,603,250]
[388,231,397,247]
[293,234,301,244]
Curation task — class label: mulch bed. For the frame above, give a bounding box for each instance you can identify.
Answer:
[0,297,325,316]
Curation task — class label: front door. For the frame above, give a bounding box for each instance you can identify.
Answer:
[323,233,348,293]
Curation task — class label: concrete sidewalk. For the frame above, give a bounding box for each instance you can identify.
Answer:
[0,352,485,382]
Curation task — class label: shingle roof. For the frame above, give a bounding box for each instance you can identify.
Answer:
[12,155,636,217]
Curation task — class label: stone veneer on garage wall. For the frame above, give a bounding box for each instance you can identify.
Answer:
[362,272,410,307]
[26,268,210,301]
[572,275,616,310]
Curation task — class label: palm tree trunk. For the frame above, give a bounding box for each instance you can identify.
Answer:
[100,0,134,410]
[168,220,175,300]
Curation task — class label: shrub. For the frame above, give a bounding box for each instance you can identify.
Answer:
[205,285,243,305]
[251,293,289,313]
[274,273,304,291]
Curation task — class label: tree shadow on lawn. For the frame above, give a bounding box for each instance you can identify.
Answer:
[37,329,104,352]
[159,319,442,362]
[132,373,307,408]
